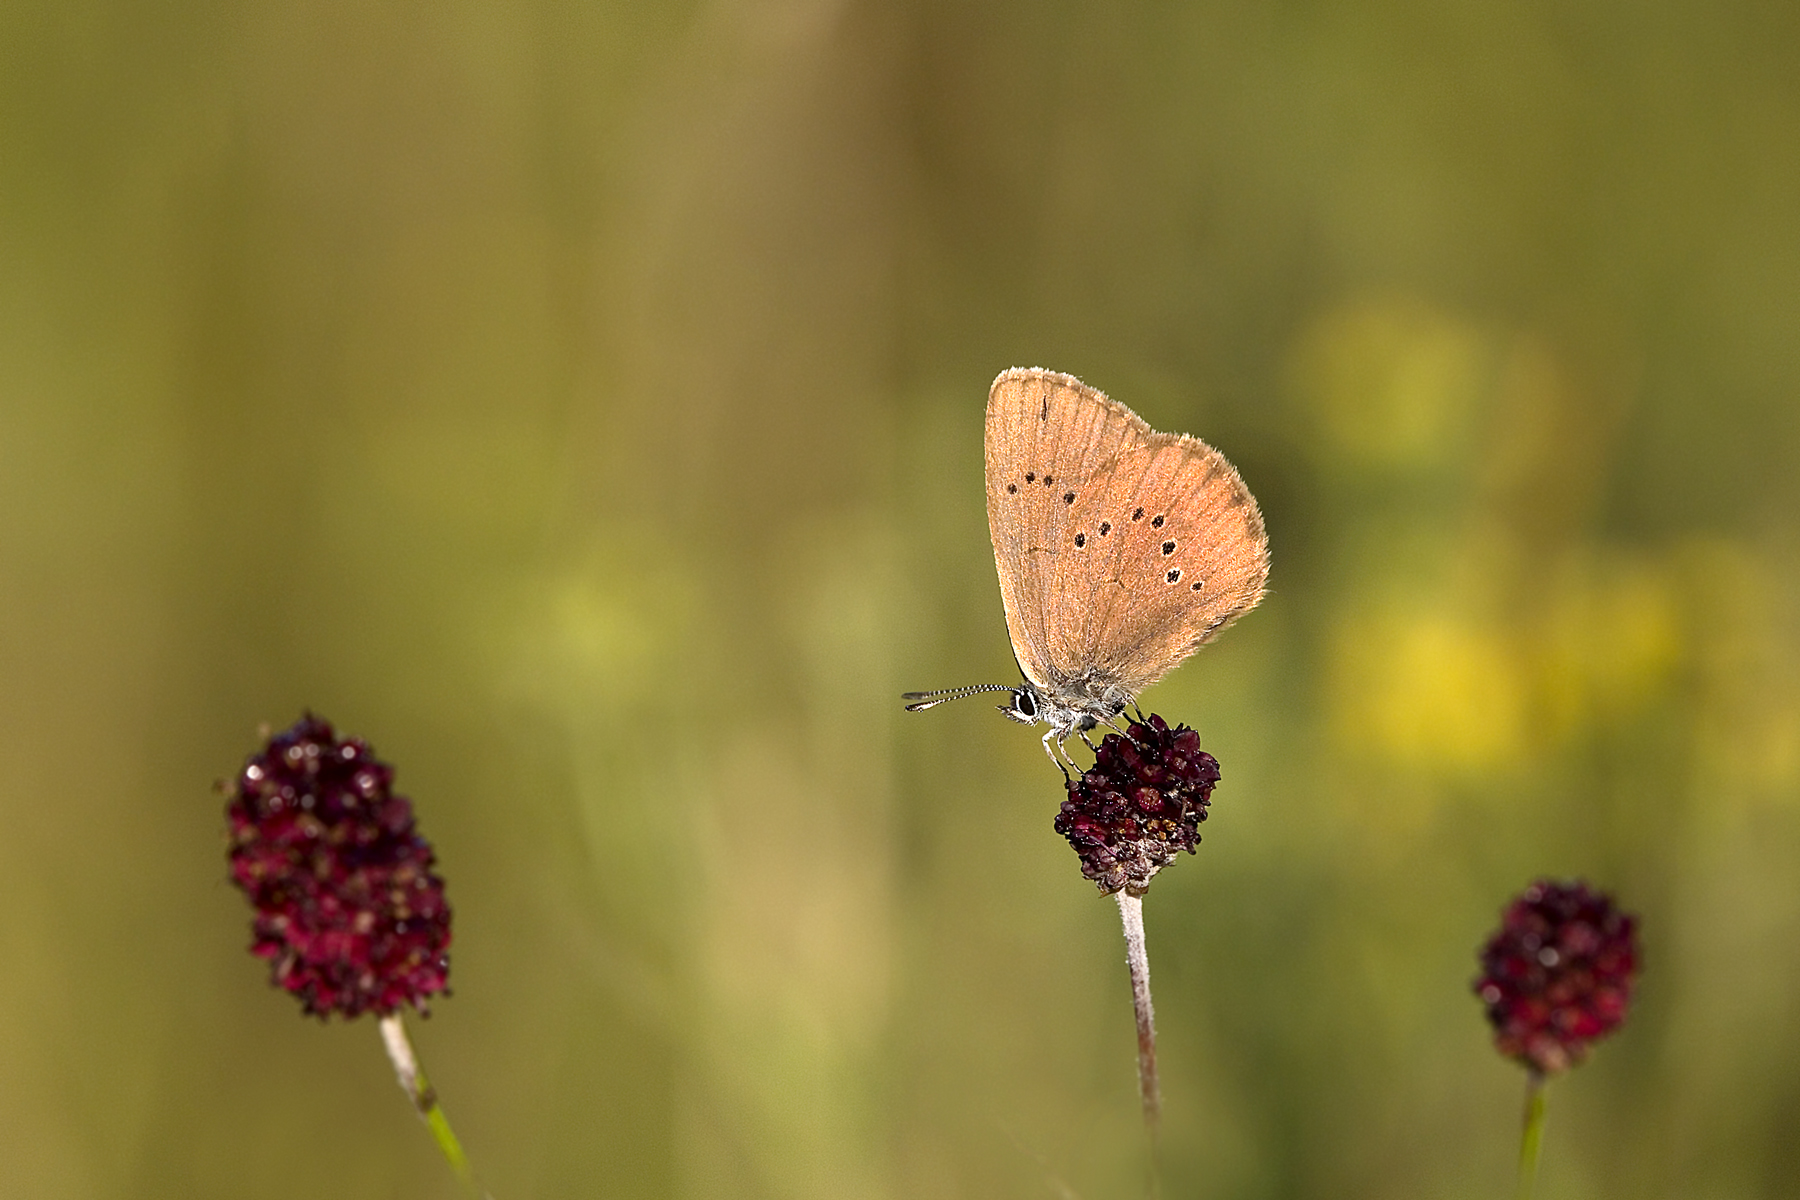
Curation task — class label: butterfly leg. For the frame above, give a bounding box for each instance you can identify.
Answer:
[1040,728,1073,780]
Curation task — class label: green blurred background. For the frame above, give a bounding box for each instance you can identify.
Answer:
[4,0,1798,1196]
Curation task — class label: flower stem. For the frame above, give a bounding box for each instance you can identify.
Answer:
[379,1012,483,1198]
[1516,1070,1548,1200]
[1115,890,1160,1135]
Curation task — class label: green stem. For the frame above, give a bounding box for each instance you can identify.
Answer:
[379,1012,483,1198]
[1516,1070,1548,1200]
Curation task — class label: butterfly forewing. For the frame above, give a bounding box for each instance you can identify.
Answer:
[985,370,1138,690]
[985,368,1269,707]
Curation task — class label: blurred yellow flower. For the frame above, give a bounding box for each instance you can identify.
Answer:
[1333,554,1686,781]
[1538,559,1682,739]
[1332,607,1527,772]
[1289,294,1494,470]
[1684,540,1800,800]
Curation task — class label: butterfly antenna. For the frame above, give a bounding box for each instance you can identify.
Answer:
[901,684,1017,712]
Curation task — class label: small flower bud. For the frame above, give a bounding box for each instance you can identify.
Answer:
[226,714,452,1019]
[1054,713,1220,896]
[1473,879,1638,1075]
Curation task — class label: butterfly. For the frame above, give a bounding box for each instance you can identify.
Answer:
[905,367,1269,768]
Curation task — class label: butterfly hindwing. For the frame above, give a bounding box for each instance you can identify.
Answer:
[1092,434,1268,694]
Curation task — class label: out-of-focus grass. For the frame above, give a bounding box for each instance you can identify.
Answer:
[2,0,1798,1197]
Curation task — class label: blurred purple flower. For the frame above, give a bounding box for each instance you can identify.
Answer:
[226,714,451,1020]
[1474,879,1638,1075]
[1054,713,1220,895]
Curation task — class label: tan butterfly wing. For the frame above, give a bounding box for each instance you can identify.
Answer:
[984,368,1269,706]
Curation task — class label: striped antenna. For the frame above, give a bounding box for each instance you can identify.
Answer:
[901,684,1019,712]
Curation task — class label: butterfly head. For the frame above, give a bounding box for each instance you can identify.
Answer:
[997,687,1040,725]
[903,679,1116,773]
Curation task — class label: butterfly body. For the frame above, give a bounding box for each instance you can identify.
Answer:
[907,367,1269,768]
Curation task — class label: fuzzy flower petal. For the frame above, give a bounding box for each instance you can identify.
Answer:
[226,714,452,1019]
[1474,879,1638,1075]
[1054,713,1220,896]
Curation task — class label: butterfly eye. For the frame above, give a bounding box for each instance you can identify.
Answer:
[1013,690,1038,719]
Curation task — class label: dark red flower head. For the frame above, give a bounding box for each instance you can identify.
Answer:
[1474,879,1638,1075]
[226,714,452,1020]
[1053,713,1220,896]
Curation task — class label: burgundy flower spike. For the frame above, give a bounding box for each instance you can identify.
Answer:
[227,715,452,1020]
[1054,713,1220,896]
[1474,879,1639,1075]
